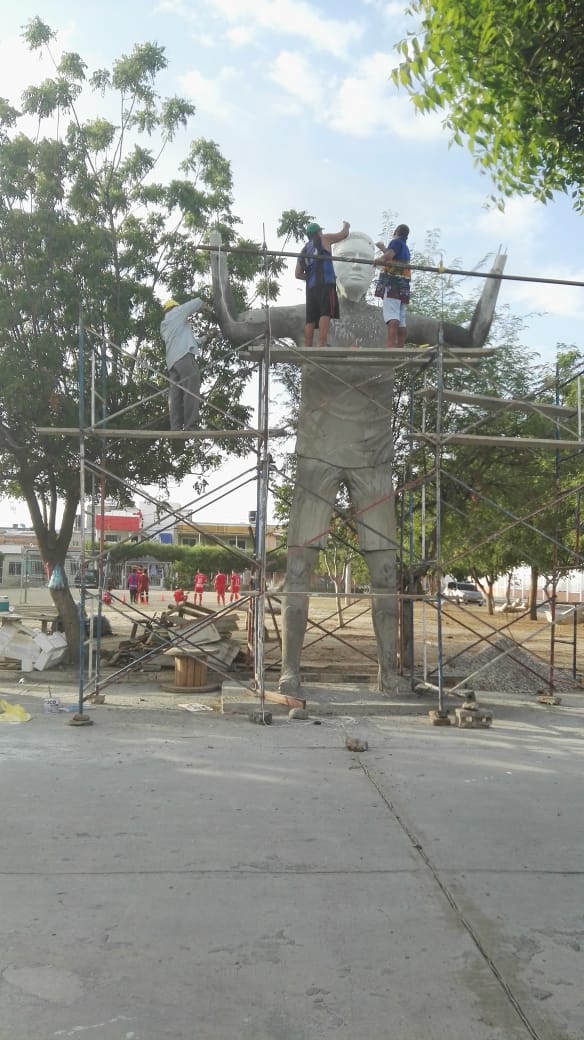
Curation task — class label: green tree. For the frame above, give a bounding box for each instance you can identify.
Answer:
[394,0,584,210]
[419,346,584,615]
[0,19,263,657]
[391,229,574,609]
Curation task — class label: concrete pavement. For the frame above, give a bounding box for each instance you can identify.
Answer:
[0,685,583,1039]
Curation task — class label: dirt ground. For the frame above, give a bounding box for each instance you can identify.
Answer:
[262,594,584,688]
[72,593,584,686]
[4,588,583,693]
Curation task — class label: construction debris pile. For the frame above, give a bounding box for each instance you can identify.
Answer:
[104,601,244,683]
[0,624,68,672]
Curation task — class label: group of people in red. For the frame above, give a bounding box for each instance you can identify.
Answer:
[173,570,241,607]
[126,566,150,604]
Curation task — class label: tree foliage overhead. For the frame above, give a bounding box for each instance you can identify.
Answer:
[394,0,584,211]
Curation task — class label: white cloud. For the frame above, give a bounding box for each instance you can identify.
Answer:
[504,267,584,320]
[179,66,237,119]
[225,25,256,47]
[268,51,326,108]
[155,0,190,13]
[475,196,546,244]
[360,0,410,24]
[331,54,443,139]
[195,33,218,48]
[472,197,584,317]
[204,0,363,58]
[267,49,443,141]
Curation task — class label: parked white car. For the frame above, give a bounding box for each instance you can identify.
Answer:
[444,580,484,606]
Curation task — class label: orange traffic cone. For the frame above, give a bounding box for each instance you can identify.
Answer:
[161,591,165,602]
[122,592,127,604]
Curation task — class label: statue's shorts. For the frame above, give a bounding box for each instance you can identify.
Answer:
[287,457,396,553]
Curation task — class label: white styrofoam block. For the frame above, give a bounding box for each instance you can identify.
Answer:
[0,634,37,660]
[33,632,55,652]
[33,647,67,671]
[47,632,67,649]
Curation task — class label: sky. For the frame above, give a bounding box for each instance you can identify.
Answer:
[0,0,582,530]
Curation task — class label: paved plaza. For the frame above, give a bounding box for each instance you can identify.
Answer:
[0,664,583,1040]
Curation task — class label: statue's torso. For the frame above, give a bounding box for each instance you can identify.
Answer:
[296,300,394,468]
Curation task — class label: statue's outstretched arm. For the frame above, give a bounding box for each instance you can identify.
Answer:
[467,252,507,347]
[406,253,507,349]
[209,231,304,346]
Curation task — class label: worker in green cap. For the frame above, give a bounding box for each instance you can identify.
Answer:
[295,219,350,347]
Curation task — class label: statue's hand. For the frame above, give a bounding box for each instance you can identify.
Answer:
[209,229,228,296]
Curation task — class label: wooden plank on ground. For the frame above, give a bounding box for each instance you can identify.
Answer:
[264,690,306,709]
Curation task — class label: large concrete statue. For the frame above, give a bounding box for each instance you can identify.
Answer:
[210,230,506,694]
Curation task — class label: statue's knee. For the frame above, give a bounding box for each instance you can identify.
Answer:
[284,549,316,588]
[364,551,397,592]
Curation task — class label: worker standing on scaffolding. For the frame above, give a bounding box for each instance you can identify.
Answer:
[374,224,411,349]
[160,298,204,430]
[295,220,350,347]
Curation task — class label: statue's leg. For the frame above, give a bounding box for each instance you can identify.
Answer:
[349,466,399,694]
[279,458,337,694]
[363,550,399,694]
[279,545,319,694]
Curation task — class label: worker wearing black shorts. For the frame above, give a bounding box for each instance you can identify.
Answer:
[295,219,350,347]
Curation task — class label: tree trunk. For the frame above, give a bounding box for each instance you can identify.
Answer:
[49,584,82,664]
[333,580,344,628]
[20,481,81,662]
[486,578,495,615]
[529,565,539,620]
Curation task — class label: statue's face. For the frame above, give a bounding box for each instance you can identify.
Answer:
[334,235,374,300]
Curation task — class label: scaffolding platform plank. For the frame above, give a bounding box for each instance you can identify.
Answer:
[35,427,287,439]
[239,345,496,366]
[415,388,577,418]
[413,432,584,451]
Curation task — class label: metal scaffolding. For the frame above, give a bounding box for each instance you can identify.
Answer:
[36,240,584,720]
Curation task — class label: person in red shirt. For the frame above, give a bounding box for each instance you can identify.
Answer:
[193,570,206,606]
[229,570,241,602]
[173,586,186,605]
[137,568,150,605]
[214,570,227,606]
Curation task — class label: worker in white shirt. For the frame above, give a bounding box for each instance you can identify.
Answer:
[160,298,204,430]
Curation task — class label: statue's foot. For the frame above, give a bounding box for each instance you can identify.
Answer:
[377,673,401,697]
[279,673,302,695]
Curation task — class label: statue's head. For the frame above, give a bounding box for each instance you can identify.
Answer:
[333,231,375,302]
